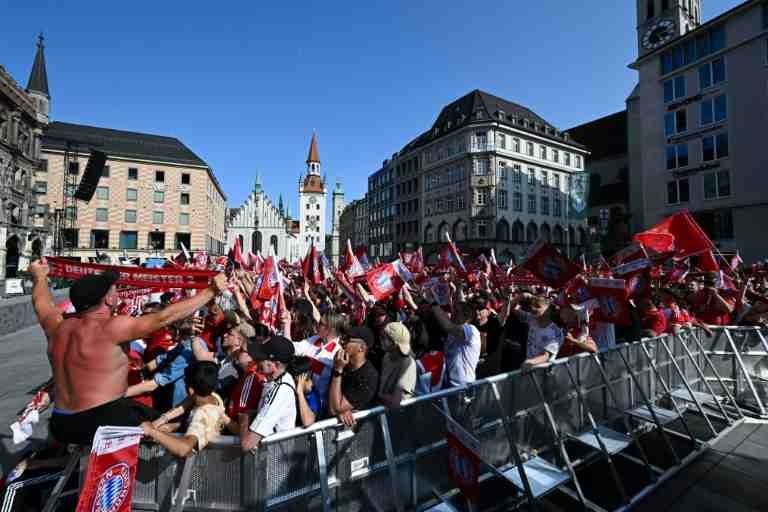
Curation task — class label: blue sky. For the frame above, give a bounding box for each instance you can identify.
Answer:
[3,0,742,214]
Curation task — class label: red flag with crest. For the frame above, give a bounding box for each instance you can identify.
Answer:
[302,242,323,285]
[521,240,580,288]
[633,210,714,259]
[365,263,403,302]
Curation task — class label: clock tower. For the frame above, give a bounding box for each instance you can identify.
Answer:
[299,131,327,257]
[637,0,701,58]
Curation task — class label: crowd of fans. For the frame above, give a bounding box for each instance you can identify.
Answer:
[118,262,768,458]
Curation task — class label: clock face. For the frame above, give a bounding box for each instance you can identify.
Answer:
[309,196,317,205]
[642,20,675,50]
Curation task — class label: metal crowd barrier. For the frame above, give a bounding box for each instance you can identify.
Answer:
[106,327,768,510]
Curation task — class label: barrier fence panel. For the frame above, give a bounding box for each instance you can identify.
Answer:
[109,327,768,511]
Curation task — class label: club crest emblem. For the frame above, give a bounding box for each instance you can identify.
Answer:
[92,462,130,512]
[539,257,563,281]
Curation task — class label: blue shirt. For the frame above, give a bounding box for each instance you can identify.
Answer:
[154,339,196,407]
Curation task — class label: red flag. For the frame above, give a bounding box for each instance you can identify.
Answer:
[365,263,403,302]
[731,252,743,271]
[193,250,210,270]
[411,247,425,273]
[256,256,280,300]
[302,242,323,285]
[698,250,720,272]
[76,426,143,512]
[521,240,580,288]
[354,245,371,271]
[343,240,365,279]
[633,210,714,259]
[228,237,245,268]
[588,278,632,326]
[611,241,648,265]
[334,270,360,302]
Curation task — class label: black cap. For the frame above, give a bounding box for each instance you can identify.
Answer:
[70,270,120,312]
[247,335,295,363]
[341,325,374,347]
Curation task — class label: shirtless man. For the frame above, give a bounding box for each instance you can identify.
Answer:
[29,257,227,445]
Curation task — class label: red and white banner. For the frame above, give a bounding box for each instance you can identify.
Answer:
[365,263,403,302]
[76,426,144,512]
[522,240,580,288]
[446,416,481,502]
[588,278,631,326]
[48,257,216,289]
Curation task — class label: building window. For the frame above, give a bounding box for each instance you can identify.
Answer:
[664,75,687,103]
[152,191,164,203]
[702,132,729,161]
[512,137,521,152]
[181,193,190,205]
[666,143,689,169]
[65,206,77,220]
[539,145,547,160]
[497,133,506,149]
[704,170,731,199]
[101,165,110,178]
[149,231,165,251]
[475,189,489,206]
[526,142,534,156]
[457,194,465,210]
[125,209,137,223]
[34,181,47,194]
[67,161,79,175]
[155,170,165,182]
[554,197,562,216]
[528,194,537,213]
[552,149,559,163]
[119,231,138,250]
[498,189,508,210]
[181,173,191,185]
[63,229,79,249]
[153,211,164,224]
[664,109,688,136]
[513,192,522,211]
[126,188,137,201]
[64,184,76,197]
[699,58,726,90]
[96,186,109,200]
[527,168,535,185]
[95,208,108,222]
[574,155,582,168]
[497,162,508,182]
[40,159,48,172]
[474,159,489,176]
[541,196,550,215]
[564,153,571,166]
[541,170,548,187]
[128,167,138,180]
[512,164,522,185]
[91,230,109,249]
[553,174,560,189]
[693,208,733,239]
[667,178,690,204]
[476,220,488,239]
[180,212,190,225]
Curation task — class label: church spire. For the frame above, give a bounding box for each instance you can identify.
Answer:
[27,33,49,97]
[306,131,320,164]
[254,170,262,193]
[278,194,284,215]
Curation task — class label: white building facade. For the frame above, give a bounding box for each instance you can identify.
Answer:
[226,174,300,262]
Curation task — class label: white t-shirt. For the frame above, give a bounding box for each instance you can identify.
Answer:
[520,312,563,359]
[249,372,297,438]
[293,335,342,405]
[444,324,481,387]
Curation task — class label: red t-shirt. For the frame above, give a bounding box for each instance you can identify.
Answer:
[690,291,733,326]
[143,327,175,362]
[641,309,668,336]
[418,351,445,388]
[557,327,597,358]
[227,366,266,420]
[199,311,226,352]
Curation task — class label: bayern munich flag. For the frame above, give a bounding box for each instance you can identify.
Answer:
[76,426,144,512]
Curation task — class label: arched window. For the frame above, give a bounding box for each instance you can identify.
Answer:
[512,221,525,243]
[541,223,551,243]
[424,223,434,243]
[252,231,262,254]
[270,235,278,256]
[568,226,576,247]
[496,219,510,241]
[526,222,538,243]
[438,222,450,243]
[553,225,564,245]
[453,219,467,241]
[238,234,244,250]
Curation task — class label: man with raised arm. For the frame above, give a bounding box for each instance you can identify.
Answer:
[29,257,227,445]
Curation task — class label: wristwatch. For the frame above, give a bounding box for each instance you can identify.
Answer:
[332,370,343,378]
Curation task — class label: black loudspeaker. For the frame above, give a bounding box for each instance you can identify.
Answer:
[74,150,107,202]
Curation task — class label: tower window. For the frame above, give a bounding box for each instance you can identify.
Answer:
[661,0,669,11]
[647,0,655,20]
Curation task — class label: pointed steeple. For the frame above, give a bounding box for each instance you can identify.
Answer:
[254,170,262,193]
[278,194,284,215]
[306,131,320,164]
[27,34,49,97]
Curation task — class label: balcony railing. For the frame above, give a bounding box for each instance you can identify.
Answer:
[469,141,496,153]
